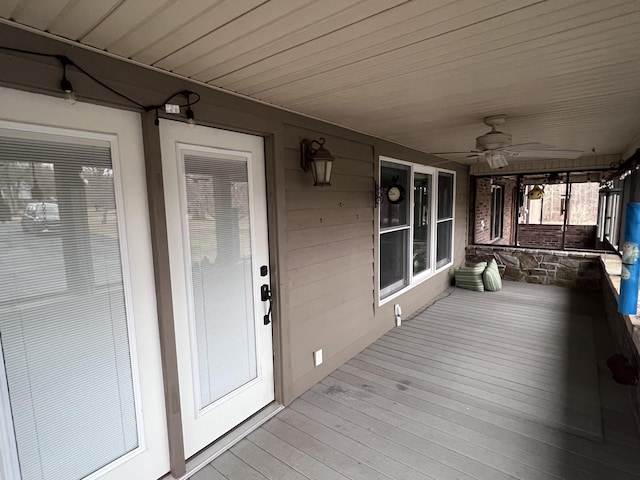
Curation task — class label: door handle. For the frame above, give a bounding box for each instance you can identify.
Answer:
[261,284,272,325]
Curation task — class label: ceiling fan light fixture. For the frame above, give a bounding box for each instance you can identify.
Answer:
[485,151,509,169]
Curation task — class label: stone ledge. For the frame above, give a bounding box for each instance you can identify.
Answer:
[466,245,601,289]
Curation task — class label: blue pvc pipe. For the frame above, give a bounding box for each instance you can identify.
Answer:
[619,203,640,314]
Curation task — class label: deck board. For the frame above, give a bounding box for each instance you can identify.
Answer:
[191,281,640,480]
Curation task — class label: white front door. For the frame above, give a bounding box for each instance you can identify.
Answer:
[0,88,168,480]
[159,120,274,458]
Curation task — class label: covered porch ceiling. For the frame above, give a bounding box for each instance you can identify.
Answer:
[1,0,640,167]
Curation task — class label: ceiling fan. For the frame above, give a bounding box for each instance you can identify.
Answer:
[434,115,583,168]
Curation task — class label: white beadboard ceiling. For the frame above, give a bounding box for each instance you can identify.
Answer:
[2,0,640,166]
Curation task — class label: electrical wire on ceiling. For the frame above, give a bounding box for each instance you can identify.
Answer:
[0,45,201,126]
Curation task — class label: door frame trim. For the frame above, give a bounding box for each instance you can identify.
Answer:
[141,112,187,478]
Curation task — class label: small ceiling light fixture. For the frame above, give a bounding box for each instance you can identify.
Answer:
[485,150,508,169]
[301,137,335,186]
[57,55,76,104]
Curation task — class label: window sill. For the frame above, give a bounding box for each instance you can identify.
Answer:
[379,260,452,306]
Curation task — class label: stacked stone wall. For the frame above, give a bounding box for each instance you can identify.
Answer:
[466,245,601,289]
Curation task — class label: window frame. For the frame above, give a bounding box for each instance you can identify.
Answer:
[378,157,455,305]
[490,184,504,241]
[379,159,412,299]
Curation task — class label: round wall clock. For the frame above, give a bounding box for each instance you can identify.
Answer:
[386,182,405,204]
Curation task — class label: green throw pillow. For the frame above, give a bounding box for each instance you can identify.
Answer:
[483,258,502,292]
[455,262,487,291]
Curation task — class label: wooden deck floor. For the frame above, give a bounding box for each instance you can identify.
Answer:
[191,281,640,480]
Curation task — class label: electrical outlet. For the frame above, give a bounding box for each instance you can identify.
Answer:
[313,349,323,367]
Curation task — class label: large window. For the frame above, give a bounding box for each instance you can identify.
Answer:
[379,158,455,302]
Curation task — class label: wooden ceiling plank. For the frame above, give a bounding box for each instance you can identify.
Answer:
[132,0,266,65]
[47,0,122,40]
[11,0,75,31]
[255,1,635,103]
[81,0,174,49]
[233,0,597,98]
[0,0,24,18]
[266,6,640,108]
[296,75,640,143]
[365,87,640,153]
[216,0,534,92]
[315,37,640,119]
[182,0,373,79]
[154,0,317,72]
[294,70,640,121]
[108,0,223,58]
[191,0,412,82]
[369,82,640,138]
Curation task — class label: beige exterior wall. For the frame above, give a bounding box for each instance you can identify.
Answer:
[0,24,468,408]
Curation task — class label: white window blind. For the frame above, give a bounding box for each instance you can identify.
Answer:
[182,153,257,409]
[0,129,138,480]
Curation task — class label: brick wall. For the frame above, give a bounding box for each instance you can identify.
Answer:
[474,178,492,244]
[518,224,597,249]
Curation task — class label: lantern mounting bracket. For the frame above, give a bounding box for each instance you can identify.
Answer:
[300,137,326,171]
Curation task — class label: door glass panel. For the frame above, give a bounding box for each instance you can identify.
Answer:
[0,130,138,480]
[413,173,431,276]
[182,152,257,409]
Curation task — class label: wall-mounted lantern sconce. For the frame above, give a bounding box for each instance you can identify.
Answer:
[301,137,335,186]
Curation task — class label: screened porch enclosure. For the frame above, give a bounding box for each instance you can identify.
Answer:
[472,171,619,252]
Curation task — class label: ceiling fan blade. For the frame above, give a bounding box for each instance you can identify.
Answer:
[504,149,583,159]
[431,151,479,155]
[505,142,556,150]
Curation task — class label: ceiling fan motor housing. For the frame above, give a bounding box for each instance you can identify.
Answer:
[476,130,512,151]
[475,114,512,151]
